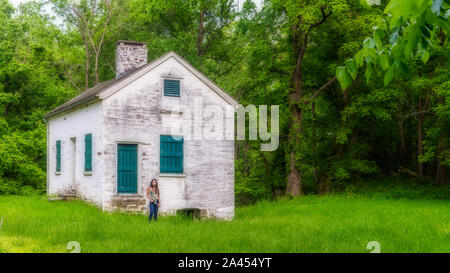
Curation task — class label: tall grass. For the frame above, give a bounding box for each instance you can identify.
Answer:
[0,195,448,253]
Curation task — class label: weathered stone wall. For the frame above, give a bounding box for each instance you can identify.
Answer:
[115,41,148,79]
[102,57,235,220]
[47,102,104,206]
[48,54,235,220]
[110,195,147,212]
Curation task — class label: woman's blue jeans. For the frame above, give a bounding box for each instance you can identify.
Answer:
[149,200,158,222]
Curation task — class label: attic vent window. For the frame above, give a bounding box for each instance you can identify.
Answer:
[164,79,180,97]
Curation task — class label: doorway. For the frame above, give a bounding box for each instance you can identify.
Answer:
[117,143,138,194]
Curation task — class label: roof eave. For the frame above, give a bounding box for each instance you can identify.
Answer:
[45,51,240,119]
[44,95,100,120]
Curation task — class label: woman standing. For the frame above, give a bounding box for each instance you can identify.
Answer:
[146,179,161,222]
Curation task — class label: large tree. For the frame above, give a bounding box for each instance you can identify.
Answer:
[52,0,126,88]
[336,0,449,184]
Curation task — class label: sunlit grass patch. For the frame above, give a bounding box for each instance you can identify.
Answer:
[0,195,448,253]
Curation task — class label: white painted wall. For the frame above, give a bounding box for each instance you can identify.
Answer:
[102,57,234,219]
[47,102,104,206]
[47,56,235,220]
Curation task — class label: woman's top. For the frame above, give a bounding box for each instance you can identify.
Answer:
[149,188,159,203]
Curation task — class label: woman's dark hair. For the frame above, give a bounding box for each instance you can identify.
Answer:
[150,178,159,194]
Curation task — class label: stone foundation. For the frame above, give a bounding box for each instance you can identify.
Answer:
[106,197,233,220]
[110,195,147,212]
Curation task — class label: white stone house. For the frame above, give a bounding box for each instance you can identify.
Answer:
[45,41,237,220]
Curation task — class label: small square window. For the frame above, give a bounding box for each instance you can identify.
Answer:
[164,79,180,97]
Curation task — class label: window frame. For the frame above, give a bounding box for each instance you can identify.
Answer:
[160,135,184,174]
[56,140,61,174]
[163,79,181,97]
[84,133,92,173]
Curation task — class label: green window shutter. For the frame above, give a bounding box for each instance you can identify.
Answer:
[160,135,183,174]
[164,79,180,97]
[56,140,61,172]
[84,134,92,171]
[117,144,138,193]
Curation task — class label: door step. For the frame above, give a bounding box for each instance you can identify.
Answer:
[48,193,78,202]
[48,197,64,202]
[59,193,78,201]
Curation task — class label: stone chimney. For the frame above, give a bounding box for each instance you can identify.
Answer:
[115,40,148,79]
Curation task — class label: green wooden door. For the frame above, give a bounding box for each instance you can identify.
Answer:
[117,144,138,193]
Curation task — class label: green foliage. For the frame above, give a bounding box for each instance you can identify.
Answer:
[339,176,450,200]
[0,130,46,195]
[0,0,448,199]
[415,44,450,168]
[0,1,77,194]
[336,66,353,90]
[337,0,449,88]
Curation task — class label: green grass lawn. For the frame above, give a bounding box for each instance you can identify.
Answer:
[0,194,448,253]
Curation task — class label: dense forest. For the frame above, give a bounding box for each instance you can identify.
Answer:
[0,0,448,203]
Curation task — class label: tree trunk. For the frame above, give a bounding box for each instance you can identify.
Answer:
[285,7,332,196]
[94,51,100,85]
[243,141,249,175]
[398,106,406,164]
[436,139,447,186]
[287,102,303,195]
[318,175,330,195]
[260,151,271,179]
[417,97,424,176]
[81,28,90,90]
[337,89,349,159]
[286,52,304,196]
[197,9,205,57]
[234,131,238,159]
[312,102,319,184]
[287,150,302,195]
[286,104,303,195]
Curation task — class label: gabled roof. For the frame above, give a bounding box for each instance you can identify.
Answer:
[45,51,238,119]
